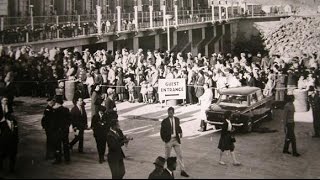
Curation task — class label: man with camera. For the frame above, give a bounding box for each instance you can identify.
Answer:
[106,120,132,179]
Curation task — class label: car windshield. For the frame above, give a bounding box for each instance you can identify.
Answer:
[218,94,248,107]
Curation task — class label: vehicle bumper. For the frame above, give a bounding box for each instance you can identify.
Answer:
[204,120,244,127]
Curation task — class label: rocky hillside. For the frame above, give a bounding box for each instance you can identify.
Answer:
[262,16,320,58]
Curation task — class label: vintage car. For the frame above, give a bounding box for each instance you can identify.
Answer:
[205,86,274,133]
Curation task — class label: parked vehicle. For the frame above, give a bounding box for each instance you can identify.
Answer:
[205,86,274,133]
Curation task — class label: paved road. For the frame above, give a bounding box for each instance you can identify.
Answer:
[0,97,320,179]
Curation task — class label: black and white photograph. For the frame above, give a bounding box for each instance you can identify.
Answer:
[0,0,320,179]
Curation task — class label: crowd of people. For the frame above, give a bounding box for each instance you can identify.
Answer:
[1,41,320,178]
[0,44,319,105]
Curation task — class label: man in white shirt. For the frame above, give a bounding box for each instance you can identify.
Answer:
[160,107,189,178]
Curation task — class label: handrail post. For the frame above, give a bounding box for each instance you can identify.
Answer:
[134,0,139,30]
[56,16,59,39]
[149,0,153,28]
[174,0,178,26]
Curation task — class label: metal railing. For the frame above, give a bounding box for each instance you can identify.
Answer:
[0,10,291,45]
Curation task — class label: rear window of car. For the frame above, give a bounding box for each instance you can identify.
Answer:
[219,94,248,106]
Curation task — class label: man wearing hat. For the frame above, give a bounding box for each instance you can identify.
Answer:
[148,156,166,179]
[0,96,18,172]
[309,86,320,138]
[106,120,129,179]
[161,157,177,179]
[52,96,72,164]
[41,97,56,160]
[91,106,108,163]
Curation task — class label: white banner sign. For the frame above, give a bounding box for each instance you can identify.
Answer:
[0,0,8,16]
[159,79,186,100]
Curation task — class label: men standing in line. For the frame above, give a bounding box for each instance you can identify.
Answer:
[52,97,71,164]
[161,157,177,179]
[148,156,166,179]
[160,107,189,178]
[69,97,88,153]
[309,86,320,138]
[0,96,18,173]
[106,120,128,179]
[91,106,109,164]
[282,95,300,157]
[198,83,213,132]
[41,98,56,160]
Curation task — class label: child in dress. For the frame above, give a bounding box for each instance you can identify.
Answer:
[147,83,154,104]
[140,81,148,103]
[125,78,136,103]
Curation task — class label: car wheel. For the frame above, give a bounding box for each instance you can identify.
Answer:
[242,118,253,133]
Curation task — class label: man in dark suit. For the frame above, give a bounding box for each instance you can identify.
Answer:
[69,97,88,153]
[41,98,56,160]
[106,120,129,179]
[160,107,189,178]
[148,156,165,179]
[161,157,177,179]
[105,88,118,121]
[308,86,320,138]
[0,96,18,173]
[91,106,109,163]
[52,96,72,164]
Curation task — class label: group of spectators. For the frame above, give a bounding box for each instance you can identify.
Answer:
[0,20,119,44]
[0,43,320,106]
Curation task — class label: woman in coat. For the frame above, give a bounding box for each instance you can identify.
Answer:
[195,70,205,105]
[218,111,241,166]
[116,67,125,102]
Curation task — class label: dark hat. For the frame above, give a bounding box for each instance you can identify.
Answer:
[153,156,166,167]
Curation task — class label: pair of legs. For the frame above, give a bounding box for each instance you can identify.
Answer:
[187,86,195,104]
[54,132,70,164]
[118,93,124,102]
[0,151,17,172]
[142,93,147,103]
[219,150,241,166]
[95,136,107,163]
[128,92,134,102]
[312,115,320,137]
[108,159,125,179]
[165,138,186,172]
[45,130,55,160]
[69,129,84,153]
[283,123,299,156]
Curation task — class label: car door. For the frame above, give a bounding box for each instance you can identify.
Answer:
[251,90,271,123]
